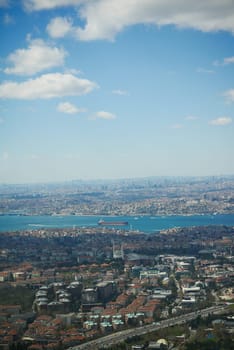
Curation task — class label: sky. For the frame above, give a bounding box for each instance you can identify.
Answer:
[0,0,234,184]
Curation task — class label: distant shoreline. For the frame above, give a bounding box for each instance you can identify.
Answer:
[0,212,233,217]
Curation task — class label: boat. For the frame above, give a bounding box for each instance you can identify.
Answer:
[98,219,128,226]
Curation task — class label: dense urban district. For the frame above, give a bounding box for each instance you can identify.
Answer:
[0,176,233,216]
[0,224,234,350]
[0,176,234,350]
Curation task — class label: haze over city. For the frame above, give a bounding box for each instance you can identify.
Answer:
[1,0,234,183]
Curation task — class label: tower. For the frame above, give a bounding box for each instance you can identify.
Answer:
[112,241,124,259]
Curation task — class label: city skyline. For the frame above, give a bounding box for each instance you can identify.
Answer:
[1,0,234,183]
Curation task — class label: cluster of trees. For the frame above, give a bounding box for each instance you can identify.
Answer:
[0,284,34,311]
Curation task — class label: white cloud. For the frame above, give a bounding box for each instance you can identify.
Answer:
[93,111,116,120]
[224,89,234,102]
[209,117,232,126]
[23,0,83,11]
[75,0,234,41]
[213,56,234,66]
[112,89,128,96]
[47,17,74,38]
[57,102,86,114]
[4,39,67,76]
[0,0,9,7]
[0,73,98,99]
[224,56,234,65]
[23,1,234,40]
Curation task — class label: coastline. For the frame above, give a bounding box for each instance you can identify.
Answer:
[0,212,232,217]
[0,214,234,233]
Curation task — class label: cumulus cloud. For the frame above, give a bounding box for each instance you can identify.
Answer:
[224,89,234,102]
[4,39,67,76]
[75,0,234,41]
[209,117,232,126]
[0,73,98,99]
[93,111,116,120]
[23,1,234,40]
[23,0,83,11]
[47,17,74,38]
[57,102,86,114]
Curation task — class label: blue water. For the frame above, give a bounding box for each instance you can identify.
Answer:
[0,214,233,233]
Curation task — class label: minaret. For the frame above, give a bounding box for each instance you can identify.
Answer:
[120,243,124,259]
[112,241,124,259]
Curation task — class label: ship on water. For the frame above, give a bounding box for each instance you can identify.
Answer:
[98,219,129,226]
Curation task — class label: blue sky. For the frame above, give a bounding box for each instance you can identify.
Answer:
[0,0,234,183]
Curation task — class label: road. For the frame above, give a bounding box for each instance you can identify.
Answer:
[68,304,229,350]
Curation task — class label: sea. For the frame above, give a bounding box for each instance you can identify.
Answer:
[0,214,234,233]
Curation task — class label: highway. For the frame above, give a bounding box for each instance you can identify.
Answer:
[68,304,229,350]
